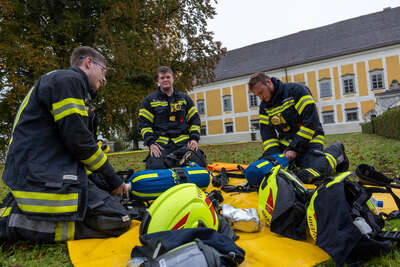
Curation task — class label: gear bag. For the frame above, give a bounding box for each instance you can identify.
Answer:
[125,165,210,201]
[245,154,289,186]
[128,228,245,267]
[306,169,400,266]
[258,165,310,240]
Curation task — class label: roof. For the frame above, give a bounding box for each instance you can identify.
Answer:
[212,7,400,82]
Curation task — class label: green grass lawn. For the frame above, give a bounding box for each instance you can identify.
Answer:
[0,132,400,266]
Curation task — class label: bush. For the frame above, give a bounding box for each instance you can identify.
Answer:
[362,108,400,139]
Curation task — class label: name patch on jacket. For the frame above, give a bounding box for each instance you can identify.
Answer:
[63,174,78,181]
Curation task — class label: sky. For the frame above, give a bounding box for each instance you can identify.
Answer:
[207,0,400,51]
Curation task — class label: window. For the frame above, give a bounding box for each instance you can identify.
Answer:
[225,122,233,133]
[250,119,260,131]
[319,80,332,98]
[223,95,232,112]
[370,70,385,90]
[200,125,207,136]
[342,75,355,94]
[197,100,205,115]
[345,108,358,121]
[322,111,335,124]
[249,92,258,107]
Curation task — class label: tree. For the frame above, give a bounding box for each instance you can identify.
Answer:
[0,0,224,154]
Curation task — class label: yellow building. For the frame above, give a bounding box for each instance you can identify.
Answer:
[190,7,400,144]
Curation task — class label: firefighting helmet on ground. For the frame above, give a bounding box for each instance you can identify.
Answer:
[139,183,219,235]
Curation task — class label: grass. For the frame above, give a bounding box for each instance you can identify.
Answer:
[0,132,400,266]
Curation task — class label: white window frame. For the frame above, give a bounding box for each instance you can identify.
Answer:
[319,79,332,98]
[345,108,359,122]
[224,122,234,133]
[322,110,335,124]
[248,92,258,108]
[342,75,356,94]
[223,95,232,112]
[200,125,207,136]
[197,100,205,115]
[369,70,385,90]
[250,119,260,131]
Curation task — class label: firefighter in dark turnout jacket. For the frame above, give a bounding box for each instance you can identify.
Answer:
[248,72,348,183]
[0,46,130,242]
[138,66,206,169]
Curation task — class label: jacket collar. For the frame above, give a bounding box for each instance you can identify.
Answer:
[157,87,178,99]
[268,77,284,104]
[70,66,93,95]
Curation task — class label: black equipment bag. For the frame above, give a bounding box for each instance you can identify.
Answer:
[129,228,245,267]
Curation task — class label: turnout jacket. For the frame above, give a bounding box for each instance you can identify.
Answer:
[138,88,201,147]
[259,78,324,155]
[2,67,122,222]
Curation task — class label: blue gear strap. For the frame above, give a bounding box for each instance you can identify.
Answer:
[245,154,289,186]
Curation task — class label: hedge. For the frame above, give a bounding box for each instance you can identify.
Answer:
[361,108,400,139]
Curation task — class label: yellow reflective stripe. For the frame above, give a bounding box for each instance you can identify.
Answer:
[279,139,290,146]
[307,190,319,240]
[326,171,352,188]
[52,98,88,122]
[189,125,200,133]
[150,101,168,107]
[55,221,75,241]
[187,170,209,175]
[81,147,107,171]
[141,127,154,138]
[132,173,158,183]
[295,95,315,115]
[177,100,187,105]
[11,86,35,135]
[256,160,271,168]
[0,207,11,217]
[310,135,325,145]
[139,108,154,123]
[186,106,198,121]
[306,168,320,177]
[267,99,294,116]
[259,114,269,125]
[131,191,162,198]
[263,139,279,151]
[156,136,169,145]
[325,153,337,169]
[172,135,189,144]
[13,190,78,213]
[297,126,315,140]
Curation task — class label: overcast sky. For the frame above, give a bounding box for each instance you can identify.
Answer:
[207,0,400,51]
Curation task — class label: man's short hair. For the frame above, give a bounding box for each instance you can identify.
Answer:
[70,46,107,67]
[157,66,173,76]
[248,72,270,90]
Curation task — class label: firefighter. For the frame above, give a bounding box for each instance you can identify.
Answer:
[248,72,348,183]
[138,66,206,170]
[0,46,130,242]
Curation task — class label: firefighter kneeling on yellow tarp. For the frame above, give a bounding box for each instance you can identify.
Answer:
[0,46,137,243]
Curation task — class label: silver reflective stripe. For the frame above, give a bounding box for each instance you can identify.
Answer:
[53,102,86,116]
[86,150,105,169]
[8,213,55,233]
[15,198,78,207]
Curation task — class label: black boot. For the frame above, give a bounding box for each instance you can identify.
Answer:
[335,141,349,172]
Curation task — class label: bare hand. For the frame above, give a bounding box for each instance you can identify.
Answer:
[285,150,297,162]
[111,183,130,199]
[150,143,163,158]
[187,140,198,151]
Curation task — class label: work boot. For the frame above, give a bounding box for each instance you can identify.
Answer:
[335,141,349,173]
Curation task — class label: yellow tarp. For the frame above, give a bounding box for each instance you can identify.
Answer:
[68,163,399,267]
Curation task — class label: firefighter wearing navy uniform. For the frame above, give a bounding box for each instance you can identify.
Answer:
[138,66,206,169]
[248,72,348,183]
[0,46,130,242]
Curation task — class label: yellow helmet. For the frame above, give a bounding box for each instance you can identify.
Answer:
[140,183,219,235]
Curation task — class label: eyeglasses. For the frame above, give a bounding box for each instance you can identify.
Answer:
[80,56,106,76]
